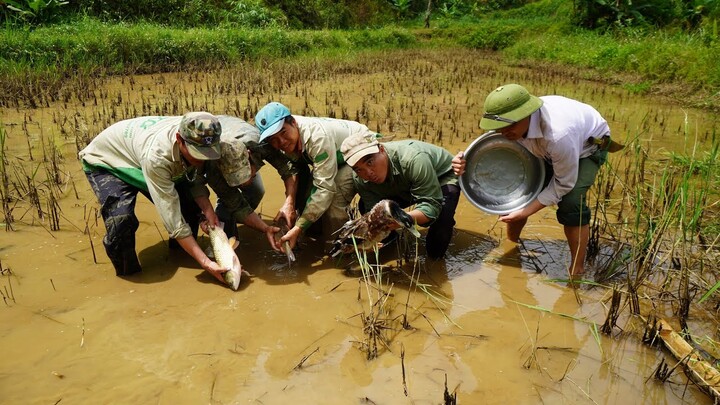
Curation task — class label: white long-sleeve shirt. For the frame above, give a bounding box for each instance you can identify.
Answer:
[518,95,610,206]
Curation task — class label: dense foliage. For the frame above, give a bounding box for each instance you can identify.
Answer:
[1,0,720,110]
[572,0,720,29]
[3,0,719,29]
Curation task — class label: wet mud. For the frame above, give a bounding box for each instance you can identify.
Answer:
[1,49,717,403]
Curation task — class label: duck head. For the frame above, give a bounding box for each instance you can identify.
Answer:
[383,200,421,238]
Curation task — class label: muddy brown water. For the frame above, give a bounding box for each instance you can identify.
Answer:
[1,49,718,404]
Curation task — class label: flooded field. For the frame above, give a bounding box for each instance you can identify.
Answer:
[1,48,718,404]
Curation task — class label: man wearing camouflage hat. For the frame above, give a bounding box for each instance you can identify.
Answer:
[79,112,229,284]
[453,84,620,280]
[189,115,306,251]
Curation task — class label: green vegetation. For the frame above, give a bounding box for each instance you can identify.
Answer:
[2,0,720,109]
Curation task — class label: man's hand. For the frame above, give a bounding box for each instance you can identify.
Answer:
[499,209,527,223]
[499,200,545,224]
[280,226,302,251]
[274,203,297,229]
[195,195,220,233]
[265,225,282,251]
[200,219,222,234]
[202,258,229,284]
[452,151,466,176]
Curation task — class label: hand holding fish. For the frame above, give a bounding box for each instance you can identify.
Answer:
[195,195,221,232]
[203,259,230,284]
[280,226,302,251]
[265,224,282,251]
[203,221,245,290]
[275,202,298,229]
[273,220,296,264]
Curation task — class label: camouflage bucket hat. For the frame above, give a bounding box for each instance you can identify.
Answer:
[179,112,222,160]
[218,139,252,187]
[480,84,543,131]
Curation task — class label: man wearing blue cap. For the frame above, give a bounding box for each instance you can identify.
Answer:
[79,112,229,284]
[254,102,371,251]
[453,84,620,280]
[190,115,305,250]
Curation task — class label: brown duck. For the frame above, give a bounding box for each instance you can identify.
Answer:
[330,199,421,257]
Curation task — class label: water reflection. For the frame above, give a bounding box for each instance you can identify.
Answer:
[0,48,716,404]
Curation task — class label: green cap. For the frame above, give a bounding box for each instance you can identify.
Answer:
[480,84,543,130]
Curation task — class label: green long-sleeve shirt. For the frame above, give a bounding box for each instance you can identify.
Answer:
[353,140,457,225]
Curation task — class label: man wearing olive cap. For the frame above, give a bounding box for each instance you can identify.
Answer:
[453,84,617,280]
[79,112,229,285]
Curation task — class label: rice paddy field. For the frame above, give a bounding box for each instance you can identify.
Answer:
[1,48,719,404]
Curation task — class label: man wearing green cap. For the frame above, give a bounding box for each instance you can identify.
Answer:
[79,112,229,284]
[453,84,617,279]
[254,102,371,251]
[190,115,305,250]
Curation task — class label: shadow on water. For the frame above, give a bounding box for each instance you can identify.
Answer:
[1,48,717,404]
[122,240,180,284]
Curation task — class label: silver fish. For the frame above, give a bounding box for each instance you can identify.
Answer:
[274,221,296,265]
[207,224,243,290]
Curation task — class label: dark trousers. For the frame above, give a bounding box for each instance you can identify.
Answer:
[426,184,460,259]
[86,170,199,276]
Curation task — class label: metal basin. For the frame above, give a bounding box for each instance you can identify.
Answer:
[459,132,546,215]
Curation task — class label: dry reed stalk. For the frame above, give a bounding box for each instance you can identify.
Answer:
[600,286,623,335]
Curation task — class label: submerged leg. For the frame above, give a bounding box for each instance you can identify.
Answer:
[506,218,527,243]
[565,224,589,278]
[86,170,142,276]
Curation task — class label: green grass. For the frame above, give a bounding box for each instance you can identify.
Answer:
[1,1,720,109]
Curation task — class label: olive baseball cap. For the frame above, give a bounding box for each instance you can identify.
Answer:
[480,84,543,130]
[218,138,252,187]
[341,133,381,166]
[179,112,222,160]
[255,102,291,143]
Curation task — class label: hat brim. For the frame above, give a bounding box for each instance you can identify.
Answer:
[187,143,221,160]
[258,119,285,143]
[480,95,543,130]
[346,144,380,166]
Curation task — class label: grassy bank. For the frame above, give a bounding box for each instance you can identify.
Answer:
[0,18,415,107]
[1,1,720,109]
[444,1,720,109]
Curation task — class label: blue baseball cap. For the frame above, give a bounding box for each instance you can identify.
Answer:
[255,102,291,143]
